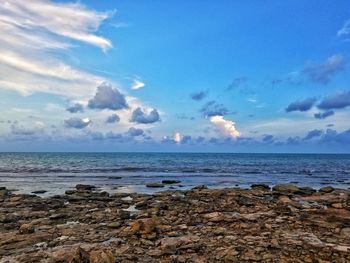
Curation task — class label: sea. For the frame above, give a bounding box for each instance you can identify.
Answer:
[0,152,349,196]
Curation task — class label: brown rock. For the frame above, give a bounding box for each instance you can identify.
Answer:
[89,249,115,263]
[160,235,200,254]
[131,216,158,236]
[19,223,35,234]
[70,247,90,263]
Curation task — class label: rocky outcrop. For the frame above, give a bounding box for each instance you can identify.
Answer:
[0,184,349,262]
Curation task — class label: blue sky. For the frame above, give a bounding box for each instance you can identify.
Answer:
[1,0,350,152]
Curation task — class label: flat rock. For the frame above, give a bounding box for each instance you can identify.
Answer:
[251,184,270,191]
[319,186,335,193]
[145,183,164,188]
[31,190,47,194]
[162,180,181,184]
[75,184,96,191]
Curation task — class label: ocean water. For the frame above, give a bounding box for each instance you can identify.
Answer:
[0,152,349,196]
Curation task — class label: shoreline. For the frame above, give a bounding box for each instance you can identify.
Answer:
[1,184,350,262]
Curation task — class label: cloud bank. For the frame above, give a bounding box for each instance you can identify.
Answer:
[286,97,317,112]
[318,90,350,110]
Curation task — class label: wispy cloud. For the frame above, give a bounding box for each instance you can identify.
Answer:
[302,54,345,84]
[131,78,145,90]
[0,0,112,98]
[337,19,350,38]
[200,100,229,117]
[314,110,334,120]
[190,90,208,101]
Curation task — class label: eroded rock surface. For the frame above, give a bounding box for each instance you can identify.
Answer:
[0,185,350,262]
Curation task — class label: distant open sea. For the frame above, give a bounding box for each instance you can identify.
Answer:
[0,152,349,196]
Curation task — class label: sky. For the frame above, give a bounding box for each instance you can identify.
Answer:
[1,0,350,153]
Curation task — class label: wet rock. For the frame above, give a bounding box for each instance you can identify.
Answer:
[31,190,47,194]
[146,183,164,188]
[65,190,77,195]
[272,184,300,196]
[192,185,208,190]
[75,184,96,191]
[162,180,181,184]
[319,186,335,193]
[297,186,316,196]
[108,176,122,180]
[0,187,9,197]
[118,210,131,220]
[251,184,270,191]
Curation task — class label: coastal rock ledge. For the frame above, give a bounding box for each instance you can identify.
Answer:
[1,184,350,262]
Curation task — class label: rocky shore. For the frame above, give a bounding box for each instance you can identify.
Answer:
[1,184,350,262]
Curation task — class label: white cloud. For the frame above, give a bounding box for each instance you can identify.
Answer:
[209,115,240,139]
[173,132,182,143]
[0,0,112,98]
[337,19,350,37]
[131,79,145,90]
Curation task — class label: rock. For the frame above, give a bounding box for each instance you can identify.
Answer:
[89,249,115,263]
[31,190,47,194]
[192,185,208,190]
[71,247,90,263]
[118,210,131,220]
[107,222,122,228]
[131,216,158,237]
[224,248,240,262]
[331,203,343,209]
[319,186,335,193]
[297,187,316,196]
[135,201,148,209]
[162,180,181,184]
[272,184,300,195]
[50,213,67,220]
[278,195,293,204]
[203,212,225,222]
[2,185,350,262]
[251,184,270,191]
[160,235,200,254]
[108,176,122,180]
[0,187,9,197]
[65,190,76,195]
[340,227,350,237]
[19,223,35,234]
[75,184,96,191]
[146,183,164,188]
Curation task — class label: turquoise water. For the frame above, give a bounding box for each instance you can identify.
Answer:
[0,153,349,195]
